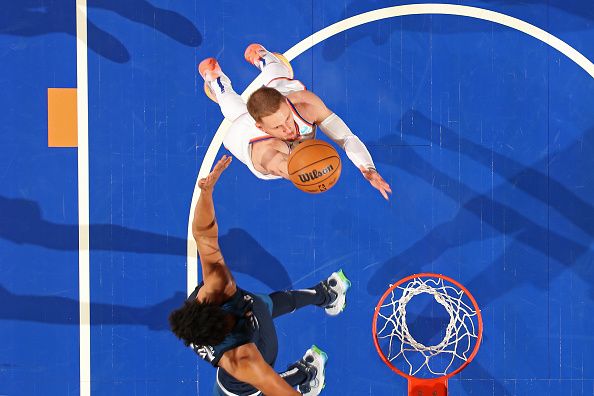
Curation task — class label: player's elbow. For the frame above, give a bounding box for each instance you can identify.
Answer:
[192,221,219,240]
[191,229,202,242]
[342,134,361,147]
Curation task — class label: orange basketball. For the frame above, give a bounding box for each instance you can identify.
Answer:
[287,139,341,193]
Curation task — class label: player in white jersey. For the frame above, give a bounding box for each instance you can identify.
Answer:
[199,44,392,200]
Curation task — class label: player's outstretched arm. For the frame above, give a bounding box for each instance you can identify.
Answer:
[192,155,236,296]
[293,90,392,200]
[218,343,301,396]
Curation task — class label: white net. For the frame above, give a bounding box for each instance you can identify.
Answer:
[375,276,480,377]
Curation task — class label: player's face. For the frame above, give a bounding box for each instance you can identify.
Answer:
[256,101,298,141]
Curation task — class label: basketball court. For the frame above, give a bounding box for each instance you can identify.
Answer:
[2,1,594,395]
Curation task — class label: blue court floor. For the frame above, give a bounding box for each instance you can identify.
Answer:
[2,1,594,395]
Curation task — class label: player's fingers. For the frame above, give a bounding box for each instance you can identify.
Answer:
[374,176,390,191]
[371,179,389,195]
[213,156,232,177]
[380,188,389,200]
[214,156,227,170]
[220,156,232,170]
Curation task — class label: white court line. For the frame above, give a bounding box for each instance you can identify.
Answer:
[186,3,594,295]
[76,0,91,395]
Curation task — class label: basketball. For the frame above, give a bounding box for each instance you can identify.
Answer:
[287,139,341,193]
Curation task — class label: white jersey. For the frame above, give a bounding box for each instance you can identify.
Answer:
[223,78,316,180]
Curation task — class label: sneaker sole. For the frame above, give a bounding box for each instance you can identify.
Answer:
[325,269,351,315]
[203,81,218,103]
[273,52,294,79]
[336,269,351,288]
[310,345,328,364]
[310,345,328,392]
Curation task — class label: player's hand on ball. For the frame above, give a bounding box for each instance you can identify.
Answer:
[199,155,232,192]
[359,166,392,200]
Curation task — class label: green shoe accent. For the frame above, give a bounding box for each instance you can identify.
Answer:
[336,269,351,288]
[310,345,328,363]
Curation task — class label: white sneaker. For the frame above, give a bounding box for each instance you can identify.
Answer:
[298,345,328,396]
[323,269,351,316]
[244,43,294,78]
[197,57,225,103]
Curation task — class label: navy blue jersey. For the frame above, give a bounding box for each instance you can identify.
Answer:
[187,284,278,368]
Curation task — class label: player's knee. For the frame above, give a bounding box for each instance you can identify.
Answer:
[218,97,248,121]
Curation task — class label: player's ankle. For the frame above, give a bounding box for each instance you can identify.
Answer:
[314,281,336,307]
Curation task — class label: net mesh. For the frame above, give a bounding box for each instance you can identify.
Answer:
[375,276,480,377]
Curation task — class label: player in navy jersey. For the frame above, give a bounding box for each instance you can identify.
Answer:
[169,155,351,396]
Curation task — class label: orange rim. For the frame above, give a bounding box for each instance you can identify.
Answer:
[372,272,483,381]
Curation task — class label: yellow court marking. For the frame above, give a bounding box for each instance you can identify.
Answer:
[47,88,78,147]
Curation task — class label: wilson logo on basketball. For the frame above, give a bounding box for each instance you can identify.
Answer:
[287,139,341,194]
[298,164,334,183]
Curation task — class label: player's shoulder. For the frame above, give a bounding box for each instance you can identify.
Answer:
[287,91,326,113]
[288,88,324,105]
[288,90,330,123]
[220,342,261,368]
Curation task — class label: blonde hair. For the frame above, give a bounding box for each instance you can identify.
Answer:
[247,87,285,122]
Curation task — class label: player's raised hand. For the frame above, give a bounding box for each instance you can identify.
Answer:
[199,155,232,192]
[359,166,392,200]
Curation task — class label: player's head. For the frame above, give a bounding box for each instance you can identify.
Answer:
[247,86,298,140]
[169,300,235,346]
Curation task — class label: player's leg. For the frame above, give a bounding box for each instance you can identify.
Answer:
[198,58,247,122]
[244,43,293,83]
[269,270,351,318]
[213,346,327,396]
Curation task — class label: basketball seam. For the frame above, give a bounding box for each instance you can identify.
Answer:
[287,142,337,169]
[289,155,341,175]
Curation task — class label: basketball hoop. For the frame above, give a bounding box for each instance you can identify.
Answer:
[372,273,483,395]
